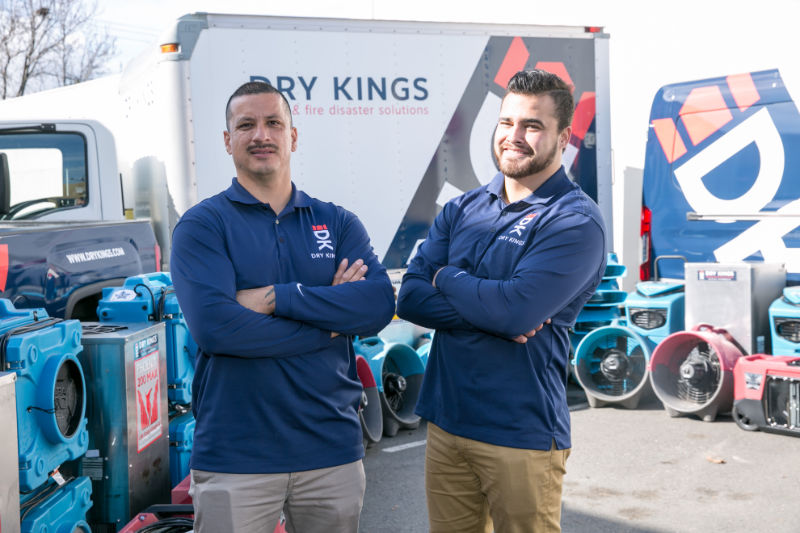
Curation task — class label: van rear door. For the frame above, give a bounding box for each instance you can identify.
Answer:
[642,69,800,282]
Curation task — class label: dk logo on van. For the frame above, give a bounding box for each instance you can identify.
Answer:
[648,68,800,278]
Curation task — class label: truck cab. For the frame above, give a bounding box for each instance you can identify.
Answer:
[0,120,124,222]
[0,121,158,319]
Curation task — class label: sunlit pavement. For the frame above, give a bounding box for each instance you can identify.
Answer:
[361,383,800,532]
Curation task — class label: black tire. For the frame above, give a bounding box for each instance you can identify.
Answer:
[732,404,759,432]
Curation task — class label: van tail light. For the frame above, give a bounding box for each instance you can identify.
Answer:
[640,206,652,281]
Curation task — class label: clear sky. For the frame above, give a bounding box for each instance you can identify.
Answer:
[92,0,800,273]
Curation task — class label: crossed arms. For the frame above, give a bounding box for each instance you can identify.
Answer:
[171,209,395,359]
[235,257,372,338]
[396,203,605,341]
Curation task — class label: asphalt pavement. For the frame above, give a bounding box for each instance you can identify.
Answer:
[360,385,800,532]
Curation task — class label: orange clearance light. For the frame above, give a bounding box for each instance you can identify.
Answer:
[584,26,604,33]
[160,43,180,54]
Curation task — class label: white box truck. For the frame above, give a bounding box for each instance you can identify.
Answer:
[0,12,612,277]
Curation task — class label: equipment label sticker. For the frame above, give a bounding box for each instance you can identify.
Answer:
[697,269,737,281]
[134,336,161,452]
[108,289,138,302]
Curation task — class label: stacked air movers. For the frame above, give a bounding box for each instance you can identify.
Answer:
[96,272,197,489]
[769,286,800,356]
[574,279,684,408]
[353,336,425,437]
[569,253,627,356]
[650,262,786,421]
[0,299,93,532]
[72,273,179,531]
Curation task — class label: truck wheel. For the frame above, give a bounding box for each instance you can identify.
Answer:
[68,294,102,321]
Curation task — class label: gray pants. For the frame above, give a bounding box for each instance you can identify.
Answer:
[189,460,366,533]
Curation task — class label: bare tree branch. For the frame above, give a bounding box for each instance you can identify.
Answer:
[0,0,118,98]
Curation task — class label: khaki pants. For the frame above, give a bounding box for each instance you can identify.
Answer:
[189,460,366,533]
[426,423,570,533]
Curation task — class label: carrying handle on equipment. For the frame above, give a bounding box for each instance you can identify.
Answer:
[691,323,748,355]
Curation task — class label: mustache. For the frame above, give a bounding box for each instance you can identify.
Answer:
[248,143,279,151]
[500,142,531,153]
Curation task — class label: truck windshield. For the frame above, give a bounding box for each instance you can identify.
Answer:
[0,132,88,219]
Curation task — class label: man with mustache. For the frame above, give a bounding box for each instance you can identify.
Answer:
[397,69,607,533]
[171,81,395,533]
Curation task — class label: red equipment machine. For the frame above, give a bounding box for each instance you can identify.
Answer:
[733,354,800,436]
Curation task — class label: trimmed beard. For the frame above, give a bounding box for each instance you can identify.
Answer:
[495,140,560,179]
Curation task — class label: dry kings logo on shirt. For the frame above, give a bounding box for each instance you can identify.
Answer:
[310,224,335,259]
[498,213,537,246]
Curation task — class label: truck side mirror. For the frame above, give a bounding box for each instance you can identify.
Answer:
[0,153,9,215]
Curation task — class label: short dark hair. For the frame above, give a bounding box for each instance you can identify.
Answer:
[225,81,293,130]
[506,70,574,131]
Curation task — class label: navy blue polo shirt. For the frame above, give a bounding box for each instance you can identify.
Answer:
[171,178,395,473]
[397,168,606,450]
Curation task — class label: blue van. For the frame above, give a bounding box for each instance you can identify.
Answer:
[641,69,800,283]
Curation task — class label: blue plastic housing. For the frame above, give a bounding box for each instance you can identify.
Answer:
[353,337,424,393]
[97,272,196,405]
[169,411,195,488]
[0,300,89,492]
[573,253,628,340]
[20,476,92,533]
[416,334,433,367]
[770,287,800,356]
[624,280,685,346]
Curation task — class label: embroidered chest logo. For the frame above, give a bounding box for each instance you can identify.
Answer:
[497,213,537,247]
[509,213,537,237]
[312,224,334,251]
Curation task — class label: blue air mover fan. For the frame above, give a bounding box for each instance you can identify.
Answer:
[574,324,653,409]
[378,318,418,346]
[353,337,424,437]
[625,280,685,347]
[0,300,89,493]
[571,253,628,352]
[19,476,92,533]
[97,272,196,405]
[574,281,685,409]
[602,252,627,288]
[770,287,800,356]
[168,410,195,488]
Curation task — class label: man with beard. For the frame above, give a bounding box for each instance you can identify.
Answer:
[397,69,607,533]
[171,81,395,533]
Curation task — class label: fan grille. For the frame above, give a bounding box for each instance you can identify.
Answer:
[775,318,800,343]
[676,342,721,405]
[382,357,407,413]
[629,308,667,330]
[585,335,646,397]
